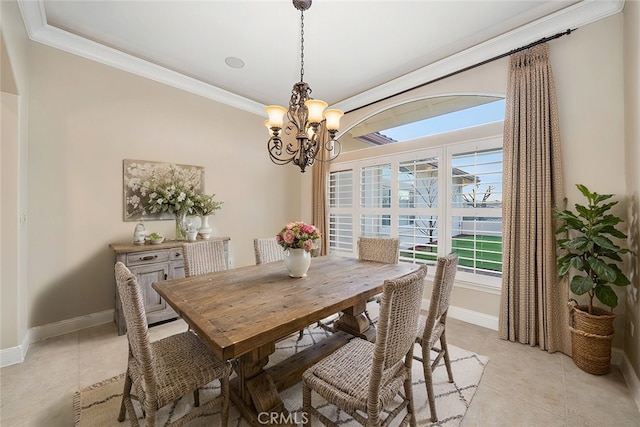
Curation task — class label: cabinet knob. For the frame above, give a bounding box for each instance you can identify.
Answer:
[140,255,158,261]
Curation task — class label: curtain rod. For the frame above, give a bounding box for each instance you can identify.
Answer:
[345,28,576,114]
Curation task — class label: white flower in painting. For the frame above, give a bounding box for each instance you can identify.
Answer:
[127,177,141,191]
[128,195,141,208]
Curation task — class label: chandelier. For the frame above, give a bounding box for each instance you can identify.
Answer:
[264,0,343,173]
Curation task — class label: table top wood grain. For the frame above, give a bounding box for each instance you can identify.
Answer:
[152,255,418,361]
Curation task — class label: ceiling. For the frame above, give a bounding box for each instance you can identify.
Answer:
[18,1,623,117]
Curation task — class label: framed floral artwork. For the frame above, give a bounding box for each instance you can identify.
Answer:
[123,159,204,221]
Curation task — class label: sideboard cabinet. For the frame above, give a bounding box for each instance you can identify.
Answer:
[110,237,230,335]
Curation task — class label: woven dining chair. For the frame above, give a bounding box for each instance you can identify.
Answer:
[302,264,427,427]
[183,239,227,277]
[358,236,400,264]
[114,262,231,427]
[359,237,400,324]
[253,237,285,265]
[414,253,458,422]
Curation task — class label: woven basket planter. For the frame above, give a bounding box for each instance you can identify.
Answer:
[569,304,616,375]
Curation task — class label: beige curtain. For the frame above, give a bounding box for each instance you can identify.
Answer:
[498,43,571,355]
[311,132,330,255]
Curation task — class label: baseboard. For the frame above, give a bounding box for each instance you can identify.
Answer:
[421,298,499,331]
[0,309,114,368]
[614,348,640,413]
[27,309,114,343]
[448,305,499,330]
[0,333,29,368]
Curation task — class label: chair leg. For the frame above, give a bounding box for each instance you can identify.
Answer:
[145,404,157,427]
[194,389,200,407]
[403,364,417,427]
[118,372,132,422]
[440,334,454,383]
[422,347,438,422]
[220,376,230,427]
[302,382,312,427]
[298,328,305,341]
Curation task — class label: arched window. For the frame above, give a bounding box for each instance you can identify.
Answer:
[329,95,504,289]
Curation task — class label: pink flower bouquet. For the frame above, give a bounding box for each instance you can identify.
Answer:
[276,221,321,251]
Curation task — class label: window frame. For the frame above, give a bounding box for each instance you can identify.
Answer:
[328,132,503,291]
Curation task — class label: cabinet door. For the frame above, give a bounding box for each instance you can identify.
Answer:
[170,261,185,280]
[169,247,185,279]
[129,263,169,314]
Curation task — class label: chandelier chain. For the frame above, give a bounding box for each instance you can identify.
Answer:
[300,10,305,82]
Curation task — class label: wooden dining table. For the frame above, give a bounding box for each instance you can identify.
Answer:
[152,254,419,426]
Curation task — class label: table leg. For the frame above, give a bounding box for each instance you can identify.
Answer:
[333,300,377,341]
[231,342,294,426]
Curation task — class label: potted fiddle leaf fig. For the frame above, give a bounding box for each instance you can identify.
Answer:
[553,184,632,375]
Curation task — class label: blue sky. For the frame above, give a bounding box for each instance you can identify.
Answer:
[380,99,506,142]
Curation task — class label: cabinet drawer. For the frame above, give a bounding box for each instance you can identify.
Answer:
[126,250,170,266]
[170,248,184,262]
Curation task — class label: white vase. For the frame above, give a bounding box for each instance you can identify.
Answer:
[198,215,212,240]
[284,248,311,278]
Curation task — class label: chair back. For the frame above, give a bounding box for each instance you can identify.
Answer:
[253,237,285,265]
[183,240,227,277]
[370,265,427,399]
[114,262,158,400]
[423,253,458,339]
[357,237,400,264]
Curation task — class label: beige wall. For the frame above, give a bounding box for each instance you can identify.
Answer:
[1,0,30,350]
[23,42,300,328]
[1,91,20,348]
[333,14,629,336]
[553,13,630,351]
[623,0,640,382]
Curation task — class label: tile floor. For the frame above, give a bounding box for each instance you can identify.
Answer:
[1,316,639,426]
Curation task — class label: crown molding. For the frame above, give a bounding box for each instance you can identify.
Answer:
[16,0,266,116]
[17,0,624,116]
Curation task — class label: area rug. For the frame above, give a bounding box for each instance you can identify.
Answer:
[74,323,488,426]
